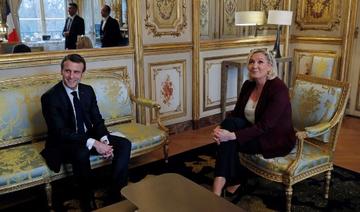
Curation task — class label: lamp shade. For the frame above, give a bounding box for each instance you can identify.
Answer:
[235,11,265,26]
[267,10,293,26]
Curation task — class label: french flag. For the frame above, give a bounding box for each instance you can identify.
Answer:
[6,0,19,43]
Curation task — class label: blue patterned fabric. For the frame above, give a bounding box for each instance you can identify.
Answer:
[32,122,167,176]
[241,142,330,175]
[108,123,167,154]
[89,123,167,168]
[291,79,342,142]
[0,144,49,189]
[82,78,133,121]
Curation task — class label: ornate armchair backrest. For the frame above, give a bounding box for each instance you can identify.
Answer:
[291,75,349,146]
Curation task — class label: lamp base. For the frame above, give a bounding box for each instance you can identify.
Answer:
[272,25,281,58]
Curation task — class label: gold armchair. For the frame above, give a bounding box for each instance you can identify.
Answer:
[239,74,350,211]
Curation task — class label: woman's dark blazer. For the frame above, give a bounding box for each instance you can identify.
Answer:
[230,77,296,158]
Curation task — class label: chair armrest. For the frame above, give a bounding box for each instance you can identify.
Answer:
[131,95,159,108]
[130,95,168,132]
[304,122,331,138]
[286,131,306,174]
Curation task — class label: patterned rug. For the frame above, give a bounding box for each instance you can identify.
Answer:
[129,144,360,212]
[1,144,359,211]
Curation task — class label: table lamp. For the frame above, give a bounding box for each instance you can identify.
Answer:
[267,10,293,58]
[235,11,265,37]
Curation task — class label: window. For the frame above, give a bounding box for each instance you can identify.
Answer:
[19,0,66,41]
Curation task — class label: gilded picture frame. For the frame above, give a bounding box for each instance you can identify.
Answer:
[144,0,187,37]
[295,0,341,31]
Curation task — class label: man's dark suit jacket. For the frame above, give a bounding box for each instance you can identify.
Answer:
[63,15,85,49]
[230,77,296,158]
[41,81,108,172]
[100,16,122,47]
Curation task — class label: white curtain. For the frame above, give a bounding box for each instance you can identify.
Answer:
[8,0,22,41]
[82,0,102,47]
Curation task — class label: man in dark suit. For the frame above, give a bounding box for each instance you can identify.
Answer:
[100,5,122,47]
[63,3,85,49]
[41,54,131,211]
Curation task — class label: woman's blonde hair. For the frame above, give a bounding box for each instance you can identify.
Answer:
[247,48,278,80]
[76,35,93,49]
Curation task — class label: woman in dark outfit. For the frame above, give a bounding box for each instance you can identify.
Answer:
[212,49,296,196]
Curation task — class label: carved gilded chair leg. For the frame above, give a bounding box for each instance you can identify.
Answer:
[163,140,169,163]
[45,182,53,209]
[324,170,332,199]
[285,185,293,212]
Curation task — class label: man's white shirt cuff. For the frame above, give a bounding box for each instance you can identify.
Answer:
[86,138,96,150]
[100,135,109,144]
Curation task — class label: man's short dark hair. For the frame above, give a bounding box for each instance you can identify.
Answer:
[104,5,111,14]
[61,54,86,72]
[69,3,78,10]
[13,44,31,53]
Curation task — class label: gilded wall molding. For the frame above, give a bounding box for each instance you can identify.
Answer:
[192,0,201,128]
[133,0,146,124]
[0,47,135,70]
[290,35,342,45]
[144,0,187,37]
[202,54,247,112]
[149,60,187,121]
[200,36,275,51]
[356,70,360,111]
[295,0,341,31]
[251,0,283,11]
[200,0,210,37]
[144,42,193,55]
[220,0,239,37]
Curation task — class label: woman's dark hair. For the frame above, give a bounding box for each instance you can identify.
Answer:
[61,54,86,72]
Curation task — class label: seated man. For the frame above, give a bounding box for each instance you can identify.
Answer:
[40,54,131,211]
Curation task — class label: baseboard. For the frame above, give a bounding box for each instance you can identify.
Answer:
[165,113,223,135]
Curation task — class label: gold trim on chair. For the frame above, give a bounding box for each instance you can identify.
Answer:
[240,74,350,212]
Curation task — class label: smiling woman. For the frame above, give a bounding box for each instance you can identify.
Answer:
[4,0,128,53]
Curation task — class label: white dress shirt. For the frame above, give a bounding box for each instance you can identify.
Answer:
[63,83,109,150]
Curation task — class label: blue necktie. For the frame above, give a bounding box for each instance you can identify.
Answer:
[71,91,85,134]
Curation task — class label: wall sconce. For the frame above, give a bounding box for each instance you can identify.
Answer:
[267,10,293,58]
[235,11,265,37]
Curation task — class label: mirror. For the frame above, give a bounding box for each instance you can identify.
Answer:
[200,0,285,40]
[1,0,129,54]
